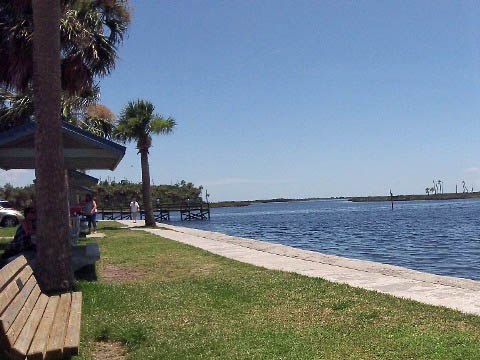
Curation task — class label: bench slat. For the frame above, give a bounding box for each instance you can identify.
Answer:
[0,266,33,315]
[0,256,83,359]
[45,293,71,360]
[63,292,82,357]
[0,257,27,291]
[5,285,41,347]
[11,293,48,359]
[28,296,59,360]
[1,275,37,335]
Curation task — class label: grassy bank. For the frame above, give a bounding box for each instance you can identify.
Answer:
[2,222,480,358]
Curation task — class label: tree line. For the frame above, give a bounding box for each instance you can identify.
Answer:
[95,179,203,208]
[0,180,204,211]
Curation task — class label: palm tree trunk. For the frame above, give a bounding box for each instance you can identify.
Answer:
[140,149,155,226]
[32,0,74,292]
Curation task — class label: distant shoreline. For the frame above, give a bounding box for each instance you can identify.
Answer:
[210,193,480,207]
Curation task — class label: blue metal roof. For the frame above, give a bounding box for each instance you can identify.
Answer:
[0,121,36,147]
[62,122,126,154]
[68,169,99,183]
[0,121,126,170]
[0,121,125,151]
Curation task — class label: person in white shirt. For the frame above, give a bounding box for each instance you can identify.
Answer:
[130,198,140,223]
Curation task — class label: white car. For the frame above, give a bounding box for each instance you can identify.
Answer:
[0,202,24,227]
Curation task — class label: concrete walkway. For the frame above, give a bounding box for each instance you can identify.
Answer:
[117,220,480,316]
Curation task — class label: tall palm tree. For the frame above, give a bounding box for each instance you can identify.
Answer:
[114,100,176,226]
[26,0,128,291]
[32,0,73,292]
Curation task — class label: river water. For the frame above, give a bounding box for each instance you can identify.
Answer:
[174,199,480,281]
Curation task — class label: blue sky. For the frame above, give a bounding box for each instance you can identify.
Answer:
[4,1,480,201]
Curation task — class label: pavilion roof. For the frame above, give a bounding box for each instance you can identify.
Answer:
[0,122,125,170]
[68,170,99,188]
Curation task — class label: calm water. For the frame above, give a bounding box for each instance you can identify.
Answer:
[172,199,480,281]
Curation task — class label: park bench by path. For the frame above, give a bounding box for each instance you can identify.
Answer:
[0,256,81,359]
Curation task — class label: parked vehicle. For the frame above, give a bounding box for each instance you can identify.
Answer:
[0,206,23,227]
[0,200,13,209]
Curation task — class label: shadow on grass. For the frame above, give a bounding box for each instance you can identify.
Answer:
[75,263,98,282]
[0,350,10,358]
[134,225,168,230]
[98,226,129,231]
[0,243,8,259]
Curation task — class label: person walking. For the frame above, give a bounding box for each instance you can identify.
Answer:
[130,197,140,223]
[84,194,97,233]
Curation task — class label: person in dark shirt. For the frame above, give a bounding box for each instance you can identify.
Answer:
[2,207,36,260]
[84,194,97,234]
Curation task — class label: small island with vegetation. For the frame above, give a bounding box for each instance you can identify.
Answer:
[210,197,335,208]
[350,192,480,202]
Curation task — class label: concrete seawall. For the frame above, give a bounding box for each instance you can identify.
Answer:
[118,220,480,316]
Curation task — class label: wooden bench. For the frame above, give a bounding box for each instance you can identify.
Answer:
[0,256,82,359]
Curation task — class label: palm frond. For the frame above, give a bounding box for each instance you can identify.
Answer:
[0,84,116,139]
[114,99,176,146]
[0,88,33,131]
[78,115,114,138]
[0,0,130,95]
[149,116,176,135]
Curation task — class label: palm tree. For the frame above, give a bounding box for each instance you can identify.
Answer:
[0,0,130,134]
[425,187,430,195]
[114,100,176,226]
[32,0,73,292]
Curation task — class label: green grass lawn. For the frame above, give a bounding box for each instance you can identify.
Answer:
[70,221,480,359]
[0,226,15,259]
[0,226,17,237]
